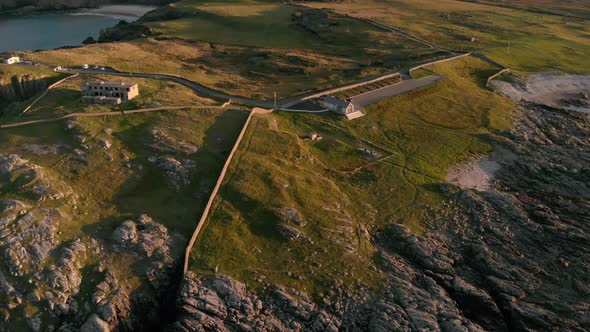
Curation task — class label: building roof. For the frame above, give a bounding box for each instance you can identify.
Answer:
[321,95,352,108]
[83,81,138,87]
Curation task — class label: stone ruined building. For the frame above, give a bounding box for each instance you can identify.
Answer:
[81,81,139,105]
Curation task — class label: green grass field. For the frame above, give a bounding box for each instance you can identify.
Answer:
[470,0,590,19]
[189,55,513,293]
[146,0,433,58]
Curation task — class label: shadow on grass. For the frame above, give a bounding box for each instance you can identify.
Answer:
[97,109,249,238]
[219,183,282,240]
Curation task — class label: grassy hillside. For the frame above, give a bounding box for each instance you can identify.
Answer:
[29,39,403,100]
[468,0,590,18]
[146,0,433,58]
[0,106,248,325]
[303,0,590,74]
[190,55,513,294]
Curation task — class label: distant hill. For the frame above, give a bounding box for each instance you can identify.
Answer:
[0,0,173,12]
[466,0,590,19]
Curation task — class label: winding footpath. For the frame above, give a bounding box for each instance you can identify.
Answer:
[0,105,228,129]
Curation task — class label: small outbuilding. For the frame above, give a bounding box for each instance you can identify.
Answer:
[3,56,20,65]
[318,95,366,120]
[308,132,322,141]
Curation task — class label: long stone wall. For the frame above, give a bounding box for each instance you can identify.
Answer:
[486,68,511,88]
[182,107,272,274]
[408,53,472,75]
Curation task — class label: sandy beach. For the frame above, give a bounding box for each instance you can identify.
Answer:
[447,146,517,191]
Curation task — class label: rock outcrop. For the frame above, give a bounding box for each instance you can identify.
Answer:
[172,273,340,332]
[0,153,182,331]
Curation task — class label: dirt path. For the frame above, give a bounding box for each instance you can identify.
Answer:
[0,104,228,129]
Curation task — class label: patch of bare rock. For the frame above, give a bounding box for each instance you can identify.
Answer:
[491,72,590,113]
[148,126,198,191]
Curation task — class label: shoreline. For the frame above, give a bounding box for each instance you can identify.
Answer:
[0,4,155,19]
[0,4,157,53]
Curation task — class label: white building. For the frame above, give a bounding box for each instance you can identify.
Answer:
[3,56,20,65]
[318,95,366,120]
[318,96,356,115]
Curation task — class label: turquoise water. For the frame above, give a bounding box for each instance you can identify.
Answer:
[0,6,152,52]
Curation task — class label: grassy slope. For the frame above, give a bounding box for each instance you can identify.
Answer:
[0,64,59,77]
[468,0,590,19]
[190,55,513,293]
[148,0,429,57]
[27,0,448,100]
[303,0,590,74]
[28,39,387,100]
